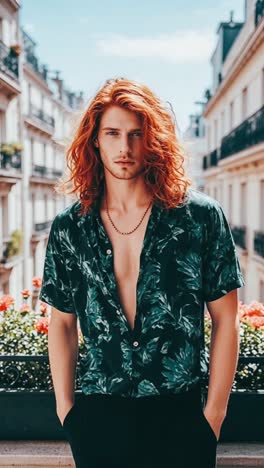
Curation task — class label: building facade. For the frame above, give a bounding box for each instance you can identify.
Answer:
[0,0,23,304]
[202,0,264,304]
[0,1,84,310]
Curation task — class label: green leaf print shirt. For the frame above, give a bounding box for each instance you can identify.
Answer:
[39,188,245,398]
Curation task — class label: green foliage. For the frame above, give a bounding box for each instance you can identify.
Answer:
[0,306,85,390]
[0,142,23,155]
[3,229,23,259]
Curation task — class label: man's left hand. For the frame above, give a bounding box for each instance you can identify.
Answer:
[203,406,226,441]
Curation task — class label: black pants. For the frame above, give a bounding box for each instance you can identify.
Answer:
[61,384,218,468]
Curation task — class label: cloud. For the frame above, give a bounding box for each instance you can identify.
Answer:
[96,30,215,64]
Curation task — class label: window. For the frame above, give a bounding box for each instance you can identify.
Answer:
[262,68,264,107]
[221,110,225,138]
[240,182,247,226]
[228,184,233,223]
[242,87,248,120]
[0,18,3,42]
[260,279,264,304]
[229,101,234,130]
[214,186,218,201]
[261,180,264,230]
[30,138,34,165]
[214,119,218,148]
[0,110,6,146]
[207,124,211,152]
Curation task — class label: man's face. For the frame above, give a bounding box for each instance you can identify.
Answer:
[95,105,145,180]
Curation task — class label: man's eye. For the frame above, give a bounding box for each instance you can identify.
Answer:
[131,132,142,137]
[106,131,118,135]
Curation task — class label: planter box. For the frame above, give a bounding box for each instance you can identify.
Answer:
[0,390,263,441]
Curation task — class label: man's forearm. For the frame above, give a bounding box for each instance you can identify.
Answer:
[48,321,79,410]
[205,317,240,418]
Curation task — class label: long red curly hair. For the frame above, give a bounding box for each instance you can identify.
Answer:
[56,77,193,217]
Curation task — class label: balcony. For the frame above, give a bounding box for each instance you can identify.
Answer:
[31,220,52,244]
[0,40,19,79]
[0,144,22,186]
[31,164,63,180]
[202,149,219,170]
[25,105,55,136]
[0,40,21,98]
[0,231,23,269]
[30,105,55,128]
[0,151,22,171]
[24,49,48,82]
[230,225,247,250]
[254,230,264,259]
[34,220,52,233]
[31,164,63,185]
[220,105,264,160]
[255,0,264,27]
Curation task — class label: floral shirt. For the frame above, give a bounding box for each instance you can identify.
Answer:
[39,188,245,398]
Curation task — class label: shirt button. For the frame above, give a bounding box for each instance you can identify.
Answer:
[133,340,139,347]
[106,249,112,255]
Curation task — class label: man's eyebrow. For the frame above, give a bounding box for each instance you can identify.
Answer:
[102,127,142,131]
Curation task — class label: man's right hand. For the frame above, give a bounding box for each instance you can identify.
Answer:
[57,401,75,426]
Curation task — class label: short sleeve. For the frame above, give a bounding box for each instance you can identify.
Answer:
[202,201,245,302]
[38,217,76,314]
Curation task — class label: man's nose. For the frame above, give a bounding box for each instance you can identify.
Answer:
[119,135,131,155]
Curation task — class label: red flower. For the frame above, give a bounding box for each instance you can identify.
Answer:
[21,289,31,299]
[0,294,15,312]
[248,316,264,328]
[239,300,264,328]
[35,316,49,335]
[32,277,42,288]
[40,301,48,314]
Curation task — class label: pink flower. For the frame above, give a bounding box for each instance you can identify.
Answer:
[21,289,31,299]
[32,277,42,288]
[40,302,48,315]
[0,294,15,312]
[35,316,49,335]
[239,300,264,329]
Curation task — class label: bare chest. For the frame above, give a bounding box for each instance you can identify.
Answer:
[99,207,151,330]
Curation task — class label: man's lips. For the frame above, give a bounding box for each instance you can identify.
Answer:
[115,161,134,164]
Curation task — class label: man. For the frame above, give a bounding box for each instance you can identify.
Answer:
[39,77,245,468]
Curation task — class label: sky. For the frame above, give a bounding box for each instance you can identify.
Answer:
[20,0,245,134]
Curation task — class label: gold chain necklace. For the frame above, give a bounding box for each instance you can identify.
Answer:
[105,196,153,235]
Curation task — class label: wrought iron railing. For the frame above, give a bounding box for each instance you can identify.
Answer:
[230,225,247,250]
[255,0,264,27]
[203,105,264,168]
[202,149,219,170]
[33,220,52,233]
[30,105,55,128]
[0,40,19,79]
[0,150,22,171]
[254,230,264,258]
[221,105,264,159]
[24,50,48,81]
[32,164,59,179]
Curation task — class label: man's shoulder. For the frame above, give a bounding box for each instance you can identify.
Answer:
[168,188,222,227]
[186,188,220,211]
[51,199,88,231]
